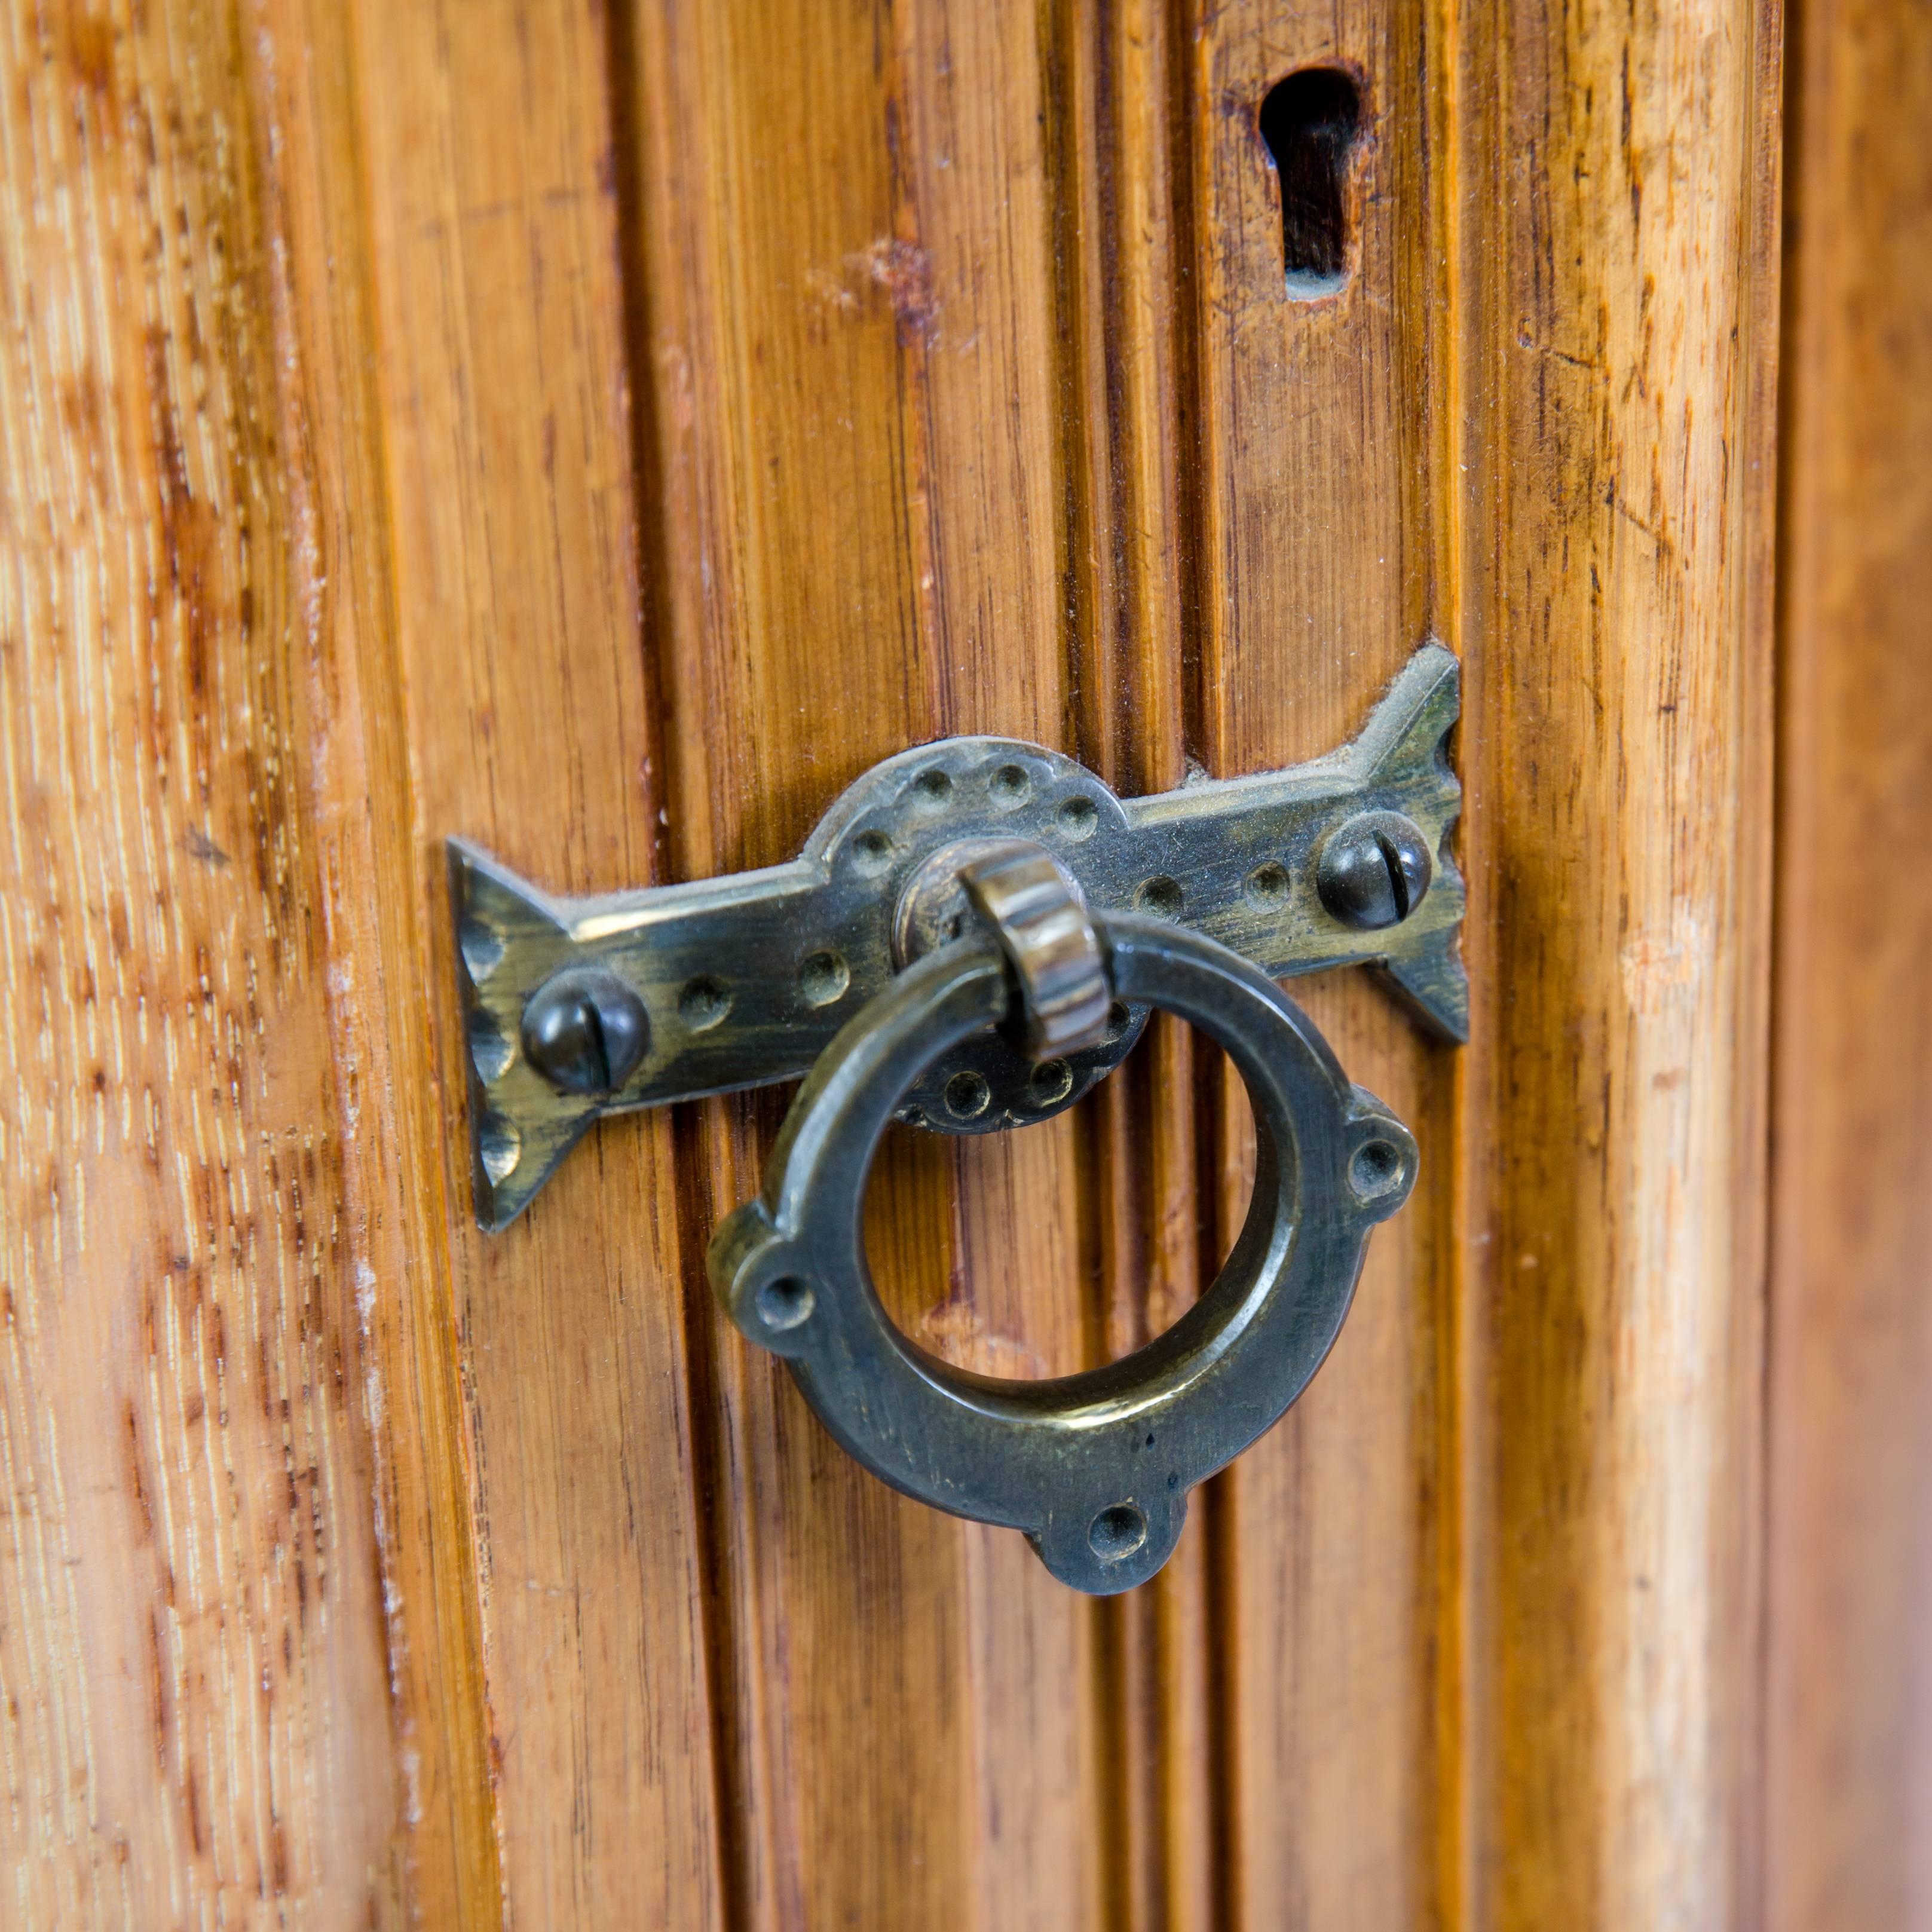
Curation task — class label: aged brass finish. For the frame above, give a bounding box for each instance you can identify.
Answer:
[1315,810,1434,930]
[956,842,1112,1056]
[450,641,1462,1230]
[452,651,1458,1588]
[706,911,1417,1593]
[519,966,650,1096]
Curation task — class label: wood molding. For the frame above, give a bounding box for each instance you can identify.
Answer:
[1768,1,1932,1923]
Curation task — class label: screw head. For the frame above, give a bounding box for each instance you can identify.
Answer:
[1316,812,1434,930]
[521,966,650,1096]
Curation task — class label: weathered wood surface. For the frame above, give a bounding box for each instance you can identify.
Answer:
[1452,4,1783,1924]
[0,0,1798,1925]
[0,1,495,1921]
[623,4,1106,1924]
[1189,8,1458,1926]
[351,0,728,1922]
[1766,1,1932,1924]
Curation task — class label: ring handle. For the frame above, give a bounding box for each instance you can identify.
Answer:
[707,913,1416,1594]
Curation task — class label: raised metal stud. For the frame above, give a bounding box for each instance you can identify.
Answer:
[521,966,650,1096]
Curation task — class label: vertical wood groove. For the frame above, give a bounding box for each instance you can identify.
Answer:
[1449,0,1783,1920]
[350,0,731,1917]
[597,9,752,1925]
[1051,5,1228,1923]
[621,5,1109,1922]
[1767,2,1932,1922]
[238,4,506,1915]
[2,1,1804,1921]
[1184,7,1461,1925]
[0,0,504,1916]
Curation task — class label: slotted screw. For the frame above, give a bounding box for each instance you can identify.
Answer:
[1315,812,1433,931]
[522,966,650,1096]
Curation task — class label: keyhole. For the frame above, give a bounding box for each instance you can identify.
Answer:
[1259,68,1362,299]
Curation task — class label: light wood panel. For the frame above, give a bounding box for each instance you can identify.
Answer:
[0,0,494,1919]
[1450,1,1783,1924]
[1184,8,1459,1928]
[348,0,727,1921]
[1767,1,1932,1924]
[622,3,1103,1925]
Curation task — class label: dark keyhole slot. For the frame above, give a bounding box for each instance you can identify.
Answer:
[1259,68,1362,298]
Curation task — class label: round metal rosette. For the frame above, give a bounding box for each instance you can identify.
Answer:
[706,913,1417,1594]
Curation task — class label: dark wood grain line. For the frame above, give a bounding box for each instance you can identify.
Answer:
[596,11,753,1925]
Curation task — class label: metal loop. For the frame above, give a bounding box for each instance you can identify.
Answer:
[957,841,1112,1055]
[706,913,1416,1594]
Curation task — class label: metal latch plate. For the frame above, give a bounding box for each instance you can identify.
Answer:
[451,643,1463,1229]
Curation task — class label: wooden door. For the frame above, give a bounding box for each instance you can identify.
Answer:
[4,1,1928,1926]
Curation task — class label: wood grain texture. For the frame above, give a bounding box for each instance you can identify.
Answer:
[1183,8,1460,1928]
[0,0,494,1920]
[622,4,1107,1923]
[1051,6,1217,1922]
[1450,0,1783,1924]
[1766,1,1932,1924]
[348,0,728,1921]
[1,0,1802,1924]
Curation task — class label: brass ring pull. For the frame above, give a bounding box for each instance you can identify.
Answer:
[706,910,1416,1594]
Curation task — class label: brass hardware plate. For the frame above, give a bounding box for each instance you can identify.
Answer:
[451,642,1463,1230]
